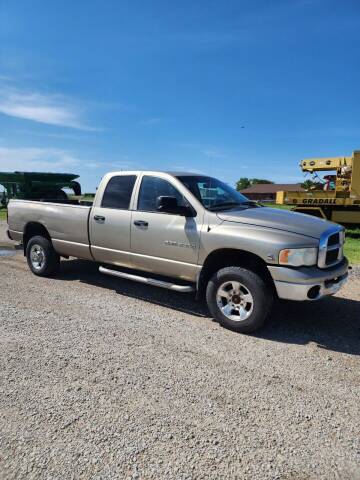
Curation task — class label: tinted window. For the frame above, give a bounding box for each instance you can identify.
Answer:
[101,175,136,209]
[138,176,186,212]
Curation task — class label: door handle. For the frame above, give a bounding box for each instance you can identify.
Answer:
[94,215,105,223]
[134,220,148,227]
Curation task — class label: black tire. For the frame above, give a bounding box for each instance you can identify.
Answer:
[206,266,273,333]
[26,235,60,277]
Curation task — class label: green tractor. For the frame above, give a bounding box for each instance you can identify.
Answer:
[0,171,81,206]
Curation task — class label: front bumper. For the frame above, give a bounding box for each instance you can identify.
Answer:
[268,258,349,301]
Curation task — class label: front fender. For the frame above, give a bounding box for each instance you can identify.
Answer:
[198,221,318,266]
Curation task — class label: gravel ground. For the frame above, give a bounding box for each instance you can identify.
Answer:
[0,221,359,479]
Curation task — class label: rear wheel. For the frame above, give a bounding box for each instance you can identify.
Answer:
[26,236,60,277]
[206,266,273,333]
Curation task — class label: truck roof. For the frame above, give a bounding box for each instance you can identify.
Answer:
[166,171,206,177]
[105,170,206,177]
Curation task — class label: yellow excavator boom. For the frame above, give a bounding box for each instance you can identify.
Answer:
[300,156,353,172]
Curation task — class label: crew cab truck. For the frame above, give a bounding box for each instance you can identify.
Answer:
[7,171,349,333]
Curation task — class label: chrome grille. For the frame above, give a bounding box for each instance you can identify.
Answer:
[318,226,345,268]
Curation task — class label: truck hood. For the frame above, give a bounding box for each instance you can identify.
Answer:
[217,207,332,239]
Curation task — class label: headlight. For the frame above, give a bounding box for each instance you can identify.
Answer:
[279,247,318,267]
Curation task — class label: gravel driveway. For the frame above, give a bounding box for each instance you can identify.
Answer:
[0,221,359,479]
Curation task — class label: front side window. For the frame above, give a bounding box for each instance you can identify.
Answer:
[176,175,254,211]
[138,176,186,212]
[101,175,136,209]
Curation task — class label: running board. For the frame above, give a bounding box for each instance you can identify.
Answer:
[99,266,195,293]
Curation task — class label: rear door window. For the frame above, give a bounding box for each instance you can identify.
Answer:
[101,175,136,209]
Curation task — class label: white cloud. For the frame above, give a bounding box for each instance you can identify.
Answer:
[0,87,99,130]
[0,147,81,172]
[0,145,136,176]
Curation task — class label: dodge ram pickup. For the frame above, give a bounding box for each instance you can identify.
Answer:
[7,171,349,333]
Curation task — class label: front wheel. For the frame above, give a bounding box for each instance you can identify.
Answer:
[206,266,273,333]
[26,236,60,277]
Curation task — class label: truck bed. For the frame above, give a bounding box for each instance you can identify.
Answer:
[7,199,93,260]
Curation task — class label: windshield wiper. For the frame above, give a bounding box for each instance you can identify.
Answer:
[208,200,259,211]
[240,201,258,208]
[208,201,244,211]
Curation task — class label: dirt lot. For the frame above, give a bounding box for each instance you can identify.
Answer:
[0,221,359,479]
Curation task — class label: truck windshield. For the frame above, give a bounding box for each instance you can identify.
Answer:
[176,175,256,211]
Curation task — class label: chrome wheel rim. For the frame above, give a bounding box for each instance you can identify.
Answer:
[30,244,45,271]
[216,281,254,322]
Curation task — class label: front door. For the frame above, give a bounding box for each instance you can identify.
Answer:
[130,175,202,282]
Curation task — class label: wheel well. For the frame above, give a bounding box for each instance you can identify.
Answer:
[23,222,52,255]
[197,249,275,298]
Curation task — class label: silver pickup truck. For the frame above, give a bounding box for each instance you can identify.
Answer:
[7,171,348,333]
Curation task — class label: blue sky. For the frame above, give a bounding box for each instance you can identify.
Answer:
[0,0,360,191]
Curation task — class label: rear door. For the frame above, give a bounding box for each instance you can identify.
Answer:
[90,174,137,267]
[130,174,202,281]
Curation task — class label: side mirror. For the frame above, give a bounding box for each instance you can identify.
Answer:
[157,195,178,211]
[156,196,195,217]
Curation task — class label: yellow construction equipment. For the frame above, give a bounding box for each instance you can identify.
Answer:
[276,150,360,225]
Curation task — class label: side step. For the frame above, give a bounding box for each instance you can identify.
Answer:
[99,266,195,293]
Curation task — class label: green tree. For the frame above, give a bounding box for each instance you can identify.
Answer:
[236,177,251,191]
[236,177,273,191]
[301,179,317,190]
[251,178,274,185]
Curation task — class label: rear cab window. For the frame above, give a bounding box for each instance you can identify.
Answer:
[101,175,137,209]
